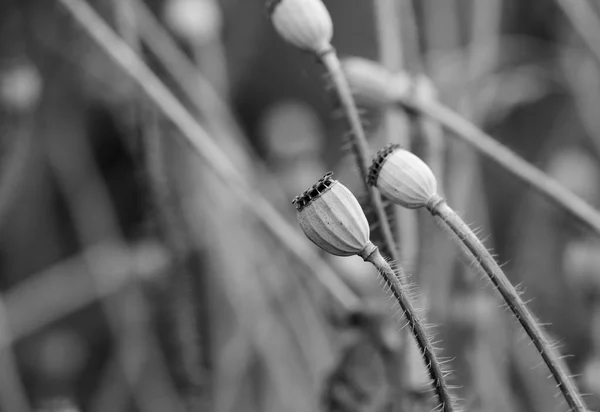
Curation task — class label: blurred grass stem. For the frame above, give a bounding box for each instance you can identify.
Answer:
[57,0,361,313]
[395,97,600,235]
[373,0,418,277]
[556,0,600,66]
[0,298,31,412]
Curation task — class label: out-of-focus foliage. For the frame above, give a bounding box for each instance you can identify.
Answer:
[2,1,600,412]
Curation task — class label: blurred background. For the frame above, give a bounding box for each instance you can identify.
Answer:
[2,0,600,411]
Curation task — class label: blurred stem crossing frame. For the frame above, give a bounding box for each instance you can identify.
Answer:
[56,0,362,315]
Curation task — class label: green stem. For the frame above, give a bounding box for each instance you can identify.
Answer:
[362,242,456,412]
[321,50,401,264]
[429,197,587,412]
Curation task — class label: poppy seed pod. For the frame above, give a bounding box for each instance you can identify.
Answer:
[268,0,333,55]
[368,144,438,209]
[293,172,374,259]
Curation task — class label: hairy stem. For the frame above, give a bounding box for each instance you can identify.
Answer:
[363,243,456,412]
[429,197,587,412]
[321,50,400,264]
[399,97,600,235]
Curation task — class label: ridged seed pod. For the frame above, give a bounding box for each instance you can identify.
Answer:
[368,144,438,209]
[268,0,333,55]
[293,172,371,258]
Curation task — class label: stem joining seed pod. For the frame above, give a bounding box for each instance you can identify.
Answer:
[267,0,333,55]
[293,172,375,259]
[368,145,588,412]
[293,172,457,412]
[368,144,437,209]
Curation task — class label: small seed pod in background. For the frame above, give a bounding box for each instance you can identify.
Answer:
[293,172,376,259]
[368,144,437,209]
[0,62,42,112]
[342,57,410,107]
[163,0,223,44]
[267,0,333,55]
[342,58,439,111]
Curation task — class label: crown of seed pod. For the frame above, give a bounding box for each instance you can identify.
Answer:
[342,57,410,107]
[293,172,373,258]
[368,144,438,209]
[267,0,333,55]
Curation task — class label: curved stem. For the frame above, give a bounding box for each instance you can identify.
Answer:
[402,98,600,235]
[321,50,401,264]
[431,199,587,412]
[364,244,456,412]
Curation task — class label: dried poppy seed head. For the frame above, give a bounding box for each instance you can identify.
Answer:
[368,144,438,209]
[293,172,372,257]
[268,0,333,55]
[292,171,336,211]
[342,57,410,107]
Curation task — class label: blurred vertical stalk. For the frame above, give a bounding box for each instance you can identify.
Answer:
[454,1,511,410]
[373,0,417,272]
[111,0,213,407]
[144,115,212,410]
[556,0,600,66]
[190,32,229,101]
[372,2,411,409]
[419,0,460,322]
[0,298,32,412]
[38,55,180,412]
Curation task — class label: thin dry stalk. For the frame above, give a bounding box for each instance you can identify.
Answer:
[0,297,31,412]
[373,0,418,274]
[396,97,600,235]
[0,114,34,231]
[320,51,401,266]
[556,0,600,66]
[3,242,167,344]
[190,30,229,100]
[57,0,362,313]
[133,0,263,175]
[426,196,587,412]
[144,114,211,408]
[38,51,182,412]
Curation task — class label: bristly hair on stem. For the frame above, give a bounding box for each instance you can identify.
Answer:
[364,247,457,412]
[427,197,588,412]
[319,49,401,264]
[293,173,458,412]
[368,144,589,412]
